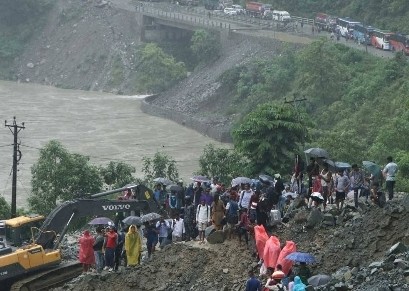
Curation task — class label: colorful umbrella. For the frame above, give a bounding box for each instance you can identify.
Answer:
[285,252,316,264]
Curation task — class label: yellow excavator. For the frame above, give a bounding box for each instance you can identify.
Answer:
[0,184,161,289]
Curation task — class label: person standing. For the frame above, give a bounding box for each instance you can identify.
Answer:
[349,164,365,208]
[245,270,262,291]
[196,199,211,243]
[211,194,225,230]
[144,221,158,259]
[183,197,196,241]
[104,226,118,272]
[239,183,253,210]
[124,225,142,267]
[78,230,95,273]
[320,163,332,209]
[172,214,185,242]
[334,170,350,211]
[383,156,398,200]
[306,158,319,204]
[93,227,105,273]
[114,227,125,271]
[225,194,239,239]
[156,217,171,246]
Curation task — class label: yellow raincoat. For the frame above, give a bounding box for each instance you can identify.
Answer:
[125,225,142,266]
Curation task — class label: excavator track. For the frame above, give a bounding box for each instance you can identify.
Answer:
[10,262,82,291]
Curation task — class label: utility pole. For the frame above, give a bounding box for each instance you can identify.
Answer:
[5,117,25,218]
[284,94,307,147]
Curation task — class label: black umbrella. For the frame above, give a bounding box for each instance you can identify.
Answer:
[304,147,329,158]
[166,184,184,192]
[308,274,331,287]
[259,174,274,184]
[123,216,142,226]
[141,212,162,223]
[153,177,173,186]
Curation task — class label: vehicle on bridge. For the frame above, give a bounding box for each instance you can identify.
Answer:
[231,4,245,15]
[245,2,271,18]
[352,23,374,45]
[224,7,237,15]
[315,13,336,31]
[336,17,361,38]
[272,10,291,23]
[370,29,392,50]
[179,0,199,6]
[389,33,409,55]
[0,184,163,289]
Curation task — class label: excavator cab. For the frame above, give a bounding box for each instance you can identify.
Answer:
[0,215,44,248]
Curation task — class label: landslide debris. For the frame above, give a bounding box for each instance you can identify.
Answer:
[54,194,409,291]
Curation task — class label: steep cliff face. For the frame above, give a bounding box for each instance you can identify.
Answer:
[14,0,142,94]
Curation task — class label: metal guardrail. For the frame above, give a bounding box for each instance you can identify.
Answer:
[135,2,316,34]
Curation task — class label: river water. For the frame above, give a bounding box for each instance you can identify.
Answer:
[0,81,227,208]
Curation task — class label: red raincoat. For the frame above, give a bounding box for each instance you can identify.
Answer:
[263,235,281,268]
[276,240,297,275]
[79,230,95,265]
[254,225,269,258]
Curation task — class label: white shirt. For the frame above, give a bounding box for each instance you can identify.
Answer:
[172,219,185,237]
[196,204,211,223]
[239,190,253,209]
[383,162,398,181]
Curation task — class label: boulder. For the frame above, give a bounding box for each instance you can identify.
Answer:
[207,230,225,244]
[322,213,335,226]
[306,208,324,228]
[205,225,216,238]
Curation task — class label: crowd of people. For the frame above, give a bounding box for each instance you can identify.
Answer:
[77,155,398,290]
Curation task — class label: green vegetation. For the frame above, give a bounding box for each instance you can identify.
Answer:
[29,140,103,215]
[0,196,11,219]
[270,0,409,32]
[141,152,179,184]
[198,144,248,185]
[216,39,409,190]
[190,29,221,65]
[233,103,308,175]
[135,43,187,93]
[100,161,136,189]
[0,0,54,78]
[108,55,125,88]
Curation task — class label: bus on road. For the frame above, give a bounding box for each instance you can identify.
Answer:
[371,29,392,50]
[336,17,361,37]
[352,24,373,45]
[389,33,409,55]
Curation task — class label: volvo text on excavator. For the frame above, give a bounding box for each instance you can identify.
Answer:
[0,184,162,289]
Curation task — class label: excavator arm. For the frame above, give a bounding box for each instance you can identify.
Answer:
[35,184,163,249]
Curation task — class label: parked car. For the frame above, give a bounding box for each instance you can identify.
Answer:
[224,7,238,15]
[231,4,244,15]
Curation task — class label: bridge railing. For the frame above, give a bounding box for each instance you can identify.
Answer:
[135,2,316,35]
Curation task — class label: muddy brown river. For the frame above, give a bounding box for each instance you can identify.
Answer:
[0,81,228,208]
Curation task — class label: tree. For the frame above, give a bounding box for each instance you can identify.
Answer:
[29,140,102,215]
[100,161,136,189]
[135,43,187,93]
[233,102,308,175]
[0,196,11,219]
[141,152,179,184]
[190,29,221,64]
[198,144,249,185]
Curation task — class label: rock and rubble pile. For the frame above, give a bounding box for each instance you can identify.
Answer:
[52,194,409,290]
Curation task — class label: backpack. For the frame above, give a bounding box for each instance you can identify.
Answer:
[198,204,209,219]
